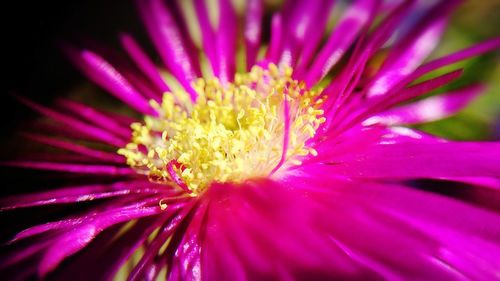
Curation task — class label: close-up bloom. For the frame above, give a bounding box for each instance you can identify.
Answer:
[1,0,500,280]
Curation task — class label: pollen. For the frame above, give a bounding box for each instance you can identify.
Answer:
[118,64,325,195]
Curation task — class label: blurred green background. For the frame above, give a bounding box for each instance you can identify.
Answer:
[416,0,500,140]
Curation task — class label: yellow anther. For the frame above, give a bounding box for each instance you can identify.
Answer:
[118,64,325,195]
[159,199,168,211]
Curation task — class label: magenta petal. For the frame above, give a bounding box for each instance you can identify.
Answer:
[38,206,161,277]
[333,69,464,134]
[138,0,200,100]
[62,45,157,116]
[265,13,284,63]
[446,177,500,190]
[380,127,446,144]
[278,0,324,67]
[364,85,484,125]
[185,177,500,280]
[305,0,378,85]
[366,0,460,97]
[0,180,163,210]
[317,142,500,179]
[367,19,446,97]
[120,33,171,94]
[22,133,125,164]
[37,225,97,277]
[0,239,53,270]
[129,204,194,280]
[1,161,135,175]
[244,0,263,70]
[193,0,216,72]
[17,97,127,147]
[295,0,336,75]
[55,99,131,139]
[212,0,238,84]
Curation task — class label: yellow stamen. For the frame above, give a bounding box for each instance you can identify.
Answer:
[118,64,325,195]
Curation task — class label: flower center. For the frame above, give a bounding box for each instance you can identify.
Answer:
[118,64,325,195]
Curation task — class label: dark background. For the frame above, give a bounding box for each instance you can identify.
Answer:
[1,0,150,244]
[2,0,147,139]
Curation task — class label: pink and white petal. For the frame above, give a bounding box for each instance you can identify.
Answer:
[295,0,336,75]
[379,127,446,144]
[364,85,484,126]
[138,0,200,100]
[191,177,500,280]
[333,68,464,134]
[366,18,446,97]
[366,0,460,97]
[278,0,324,68]
[318,0,418,117]
[365,37,500,106]
[305,0,379,86]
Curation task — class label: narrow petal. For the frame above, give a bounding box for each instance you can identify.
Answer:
[38,206,161,277]
[51,217,167,281]
[329,69,464,134]
[138,0,200,100]
[265,13,284,63]
[120,33,171,93]
[1,161,135,175]
[0,180,164,210]
[129,204,194,280]
[244,0,264,69]
[364,84,483,126]
[63,45,157,116]
[55,99,131,139]
[366,0,460,97]
[193,0,216,73]
[278,0,325,67]
[22,133,125,164]
[18,97,127,147]
[295,0,336,74]
[319,142,500,179]
[305,0,379,85]
[213,0,238,84]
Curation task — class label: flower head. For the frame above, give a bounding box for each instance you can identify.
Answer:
[1,0,500,280]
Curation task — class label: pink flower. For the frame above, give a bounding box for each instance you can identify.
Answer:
[2,0,500,280]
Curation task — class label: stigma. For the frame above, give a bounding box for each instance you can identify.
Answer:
[118,64,325,195]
